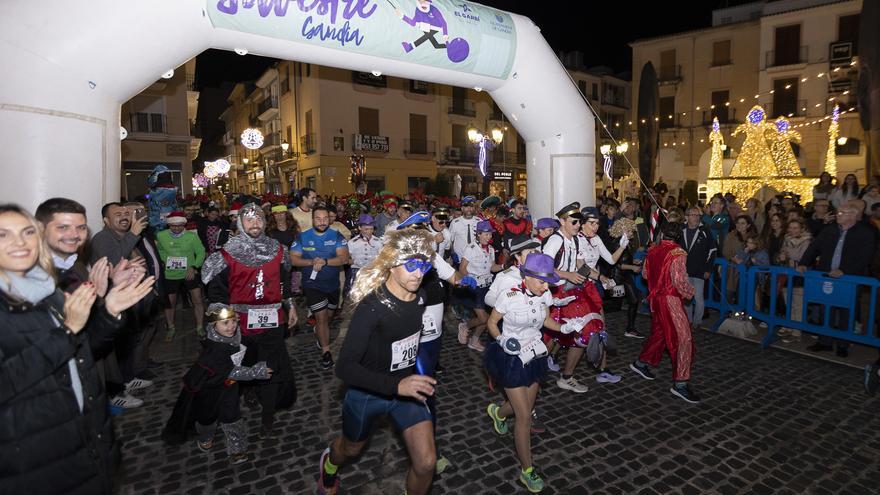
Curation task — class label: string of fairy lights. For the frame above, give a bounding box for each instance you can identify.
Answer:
[603,59,859,149]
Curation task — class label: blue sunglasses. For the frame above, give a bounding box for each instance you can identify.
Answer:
[401,258,433,274]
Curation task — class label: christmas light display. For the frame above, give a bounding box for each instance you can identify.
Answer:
[825,105,839,178]
[708,117,724,179]
[240,128,264,150]
[768,117,802,177]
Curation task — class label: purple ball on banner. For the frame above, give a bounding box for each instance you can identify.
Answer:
[446,37,469,63]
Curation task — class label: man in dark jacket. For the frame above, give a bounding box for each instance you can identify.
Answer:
[798,203,877,357]
[679,206,717,329]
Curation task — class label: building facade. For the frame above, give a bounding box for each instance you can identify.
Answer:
[631,0,864,198]
[121,58,200,199]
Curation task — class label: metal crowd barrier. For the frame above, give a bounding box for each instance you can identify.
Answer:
[629,259,879,349]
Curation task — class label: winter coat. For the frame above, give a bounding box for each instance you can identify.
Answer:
[0,289,124,495]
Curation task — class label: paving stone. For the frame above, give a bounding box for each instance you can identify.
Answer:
[111,308,880,494]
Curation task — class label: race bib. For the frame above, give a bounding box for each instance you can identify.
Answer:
[247,308,279,330]
[477,274,493,288]
[230,344,247,366]
[390,332,420,372]
[421,313,439,338]
[518,339,548,365]
[166,256,187,271]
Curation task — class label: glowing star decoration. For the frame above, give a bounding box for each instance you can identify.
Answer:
[203,161,219,179]
[768,117,802,177]
[708,117,725,179]
[748,107,765,124]
[240,128,264,150]
[213,159,231,174]
[825,105,839,178]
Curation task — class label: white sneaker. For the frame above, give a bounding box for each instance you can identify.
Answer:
[556,376,589,393]
[457,322,469,345]
[596,371,622,383]
[125,377,153,391]
[546,355,561,372]
[110,394,144,409]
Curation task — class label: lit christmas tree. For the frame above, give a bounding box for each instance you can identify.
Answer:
[825,104,839,178]
[708,117,725,178]
[729,106,778,177]
[767,116,802,177]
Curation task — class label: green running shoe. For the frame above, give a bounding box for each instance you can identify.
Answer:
[486,403,508,435]
[519,467,545,493]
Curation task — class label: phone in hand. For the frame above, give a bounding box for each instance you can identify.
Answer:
[132,207,147,223]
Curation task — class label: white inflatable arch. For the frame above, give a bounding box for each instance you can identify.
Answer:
[0,0,594,227]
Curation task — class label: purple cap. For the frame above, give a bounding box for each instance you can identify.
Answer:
[476,220,494,233]
[519,253,560,284]
[357,214,375,226]
[536,217,559,230]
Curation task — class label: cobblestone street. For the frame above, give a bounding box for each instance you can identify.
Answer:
[114,310,880,495]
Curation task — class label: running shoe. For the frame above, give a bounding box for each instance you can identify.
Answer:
[546,355,560,373]
[624,329,644,339]
[629,361,655,381]
[467,336,485,353]
[435,455,451,474]
[196,439,213,452]
[110,394,143,409]
[530,410,547,434]
[307,315,317,327]
[670,384,701,404]
[596,370,622,383]
[556,376,588,393]
[519,467,545,493]
[486,403,509,435]
[864,364,880,396]
[124,377,153,392]
[229,453,248,465]
[321,351,334,370]
[457,322,469,345]
[317,447,339,495]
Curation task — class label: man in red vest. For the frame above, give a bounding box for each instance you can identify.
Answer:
[629,221,699,404]
[202,202,298,437]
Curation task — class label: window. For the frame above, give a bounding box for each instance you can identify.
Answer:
[659,96,676,128]
[409,114,427,154]
[660,49,677,79]
[774,24,801,66]
[836,137,860,155]
[306,176,316,190]
[771,78,798,118]
[452,124,469,159]
[577,80,587,97]
[366,176,385,192]
[409,80,429,94]
[838,14,860,54]
[286,125,292,149]
[408,177,430,192]
[452,86,467,107]
[359,107,379,136]
[711,90,730,123]
[592,83,599,100]
[712,40,731,66]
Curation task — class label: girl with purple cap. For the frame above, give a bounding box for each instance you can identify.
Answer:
[484,253,587,493]
[458,220,503,352]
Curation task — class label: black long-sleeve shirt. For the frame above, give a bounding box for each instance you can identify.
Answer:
[335,286,425,397]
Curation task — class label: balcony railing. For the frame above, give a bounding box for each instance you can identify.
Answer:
[658,65,682,83]
[129,112,166,134]
[262,132,282,148]
[700,108,740,126]
[765,99,808,118]
[300,133,317,154]
[488,111,505,122]
[765,46,808,68]
[185,74,196,91]
[490,150,524,164]
[448,99,476,117]
[258,96,278,115]
[404,139,436,156]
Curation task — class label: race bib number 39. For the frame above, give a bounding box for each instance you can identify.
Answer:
[166,256,187,271]
[247,308,279,330]
[390,332,420,372]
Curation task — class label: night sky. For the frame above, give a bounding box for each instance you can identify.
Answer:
[195,0,751,165]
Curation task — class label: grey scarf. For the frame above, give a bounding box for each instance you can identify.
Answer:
[202,203,290,284]
[0,266,56,304]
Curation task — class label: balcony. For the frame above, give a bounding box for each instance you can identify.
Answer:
[260,132,282,150]
[185,74,196,91]
[765,100,808,119]
[257,96,279,121]
[765,46,808,69]
[448,99,476,117]
[404,139,436,157]
[129,112,166,134]
[657,65,682,84]
[602,97,629,110]
[489,150,524,164]
[700,108,740,126]
[488,111,505,122]
[300,134,317,155]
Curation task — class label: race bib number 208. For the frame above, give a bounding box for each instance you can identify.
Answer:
[390,332,420,372]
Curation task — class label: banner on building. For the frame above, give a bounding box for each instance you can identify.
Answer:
[354,134,390,153]
[207,0,517,79]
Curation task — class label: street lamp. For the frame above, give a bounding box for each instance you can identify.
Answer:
[468,126,503,176]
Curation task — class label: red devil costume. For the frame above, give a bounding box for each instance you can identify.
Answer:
[637,239,695,381]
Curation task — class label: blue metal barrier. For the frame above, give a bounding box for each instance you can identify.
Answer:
[743,265,880,349]
[703,258,748,332]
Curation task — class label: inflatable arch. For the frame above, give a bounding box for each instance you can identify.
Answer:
[0,0,594,228]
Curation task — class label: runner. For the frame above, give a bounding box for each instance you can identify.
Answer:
[458,220,503,352]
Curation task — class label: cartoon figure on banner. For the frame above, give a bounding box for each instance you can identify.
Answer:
[391,0,470,63]
[148,164,179,230]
